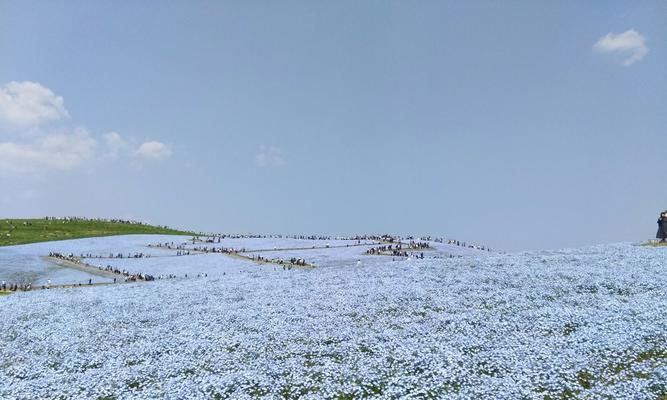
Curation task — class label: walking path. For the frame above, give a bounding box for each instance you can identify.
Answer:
[42,256,125,279]
[227,251,316,269]
[16,281,120,292]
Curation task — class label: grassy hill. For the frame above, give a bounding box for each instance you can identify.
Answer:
[0,218,195,246]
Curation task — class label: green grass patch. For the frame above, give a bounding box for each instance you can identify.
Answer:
[0,218,196,247]
[642,241,667,247]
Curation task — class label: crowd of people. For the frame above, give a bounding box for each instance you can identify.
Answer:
[195,234,338,243]
[49,252,84,263]
[149,242,192,255]
[78,252,152,259]
[192,233,389,242]
[187,232,496,252]
[1,280,31,292]
[151,241,188,250]
[187,245,244,254]
[366,241,431,257]
[248,254,310,268]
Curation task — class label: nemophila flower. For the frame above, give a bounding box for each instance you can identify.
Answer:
[0,240,666,398]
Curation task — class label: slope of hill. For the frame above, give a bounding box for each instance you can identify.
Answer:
[0,218,194,246]
[0,243,665,398]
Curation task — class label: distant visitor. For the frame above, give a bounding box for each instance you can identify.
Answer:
[657,211,667,243]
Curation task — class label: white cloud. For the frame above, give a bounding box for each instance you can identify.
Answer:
[593,29,648,66]
[0,81,69,127]
[136,141,172,160]
[0,81,174,175]
[0,130,97,174]
[103,131,128,157]
[255,145,285,167]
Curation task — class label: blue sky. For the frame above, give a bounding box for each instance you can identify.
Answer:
[1,1,665,251]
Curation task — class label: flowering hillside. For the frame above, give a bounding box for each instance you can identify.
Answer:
[1,243,666,399]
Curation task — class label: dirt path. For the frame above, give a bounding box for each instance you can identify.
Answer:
[225,251,316,269]
[42,256,125,279]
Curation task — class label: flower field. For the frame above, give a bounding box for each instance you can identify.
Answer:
[0,239,666,399]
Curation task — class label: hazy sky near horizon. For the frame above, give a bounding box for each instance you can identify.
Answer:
[1,1,665,251]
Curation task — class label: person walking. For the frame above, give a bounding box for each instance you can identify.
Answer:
[657,212,667,243]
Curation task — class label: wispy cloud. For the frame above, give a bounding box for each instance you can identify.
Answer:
[255,145,285,167]
[104,132,172,162]
[103,131,128,158]
[593,29,648,66]
[0,129,97,174]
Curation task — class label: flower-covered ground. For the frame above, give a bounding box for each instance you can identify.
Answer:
[1,243,666,399]
[0,235,191,285]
